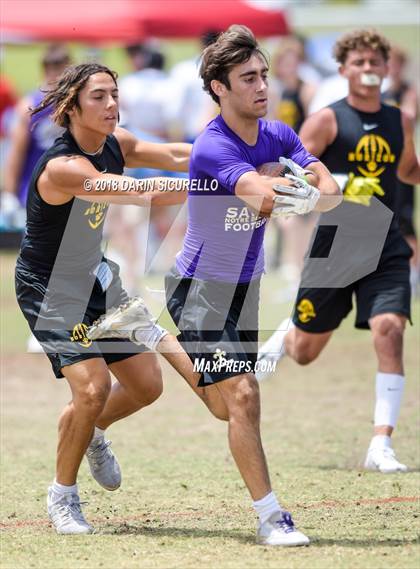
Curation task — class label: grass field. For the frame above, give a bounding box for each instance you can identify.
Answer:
[1,251,419,569]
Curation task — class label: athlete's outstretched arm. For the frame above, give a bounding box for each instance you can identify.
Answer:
[39,155,187,207]
[397,113,420,185]
[115,127,191,172]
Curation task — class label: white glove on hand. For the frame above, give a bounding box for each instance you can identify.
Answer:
[278,157,312,179]
[272,174,320,217]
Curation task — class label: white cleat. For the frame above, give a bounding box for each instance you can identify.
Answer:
[47,488,94,534]
[255,318,292,382]
[86,437,121,491]
[257,511,310,547]
[364,446,408,473]
[87,297,167,350]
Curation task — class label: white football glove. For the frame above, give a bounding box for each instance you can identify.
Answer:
[272,174,320,217]
[278,157,312,179]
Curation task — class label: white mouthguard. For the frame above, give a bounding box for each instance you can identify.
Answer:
[361,73,381,86]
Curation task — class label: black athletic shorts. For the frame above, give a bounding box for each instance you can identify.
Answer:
[293,236,412,333]
[165,266,259,386]
[15,258,146,378]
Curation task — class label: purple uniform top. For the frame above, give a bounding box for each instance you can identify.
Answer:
[18,90,64,206]
[176,114,317,284]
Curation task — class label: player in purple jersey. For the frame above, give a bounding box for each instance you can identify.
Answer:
[90,25,341,546]
[4,44,70,206]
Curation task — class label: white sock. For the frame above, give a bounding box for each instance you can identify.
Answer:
[369,434,392,450]
[374,372,405,429]
[90,426,105,445]
[253,491,281,525]
[52,479,78,496]
[133,324,168,351]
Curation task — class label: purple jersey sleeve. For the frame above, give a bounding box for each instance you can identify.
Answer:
[280,123,318,168]
[192,134,255,194]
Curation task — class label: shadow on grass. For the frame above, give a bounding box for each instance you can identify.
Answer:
[99,524,420,548]
[99,523,251,543]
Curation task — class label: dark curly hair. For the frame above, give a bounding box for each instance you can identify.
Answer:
[31,63,118,127]
[334,29,391,65]
[199,25,268,105]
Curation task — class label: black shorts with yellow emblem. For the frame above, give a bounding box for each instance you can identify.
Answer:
[15,258,146,378]
[293,231,412,333]
[165,266,259,386]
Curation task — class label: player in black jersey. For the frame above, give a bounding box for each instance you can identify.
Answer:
[15,63,230,534]
[257,30,419,473]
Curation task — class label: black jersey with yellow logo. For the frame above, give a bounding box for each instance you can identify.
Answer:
[17,130,124,275]
[321,98,404,214]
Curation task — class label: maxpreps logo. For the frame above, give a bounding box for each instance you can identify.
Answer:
[348,134,395,178]
[297,299,316,323]
[84,203,109,230]
[225,207,267,232]
[70,323,92,348]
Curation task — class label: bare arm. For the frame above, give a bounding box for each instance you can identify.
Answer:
[299,107,337,157]
[39,155,187,207]
[3,98,31,195]
[397,113,420,185]
[115,127,191,172]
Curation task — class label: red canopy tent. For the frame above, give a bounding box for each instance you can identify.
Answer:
[0,0,289,43]
[131,1,289,38]
[0,0,144,43]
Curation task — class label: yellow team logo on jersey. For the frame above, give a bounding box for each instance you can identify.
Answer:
[70,323,92,348]
[348,134,395,178]
[297,299,316,324]
[84,203,108,230]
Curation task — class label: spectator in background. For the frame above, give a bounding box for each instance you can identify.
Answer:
[382,45,418,119]
[271,38,316,137]
[290,33,322,87]
[3,44,71,208]
[108,44,182,290]
[2,45,70,351]
[119,44,173,142]
[268,38,317,281]
[169,30,219,143]
[382,45,419,292]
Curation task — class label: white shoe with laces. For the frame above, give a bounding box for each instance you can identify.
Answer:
[86,437,121,490]
[364,445,408,473]
[255,318,292,382]
[257,510,310,546]
[47,487,93,534]
[87,297,167,350]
